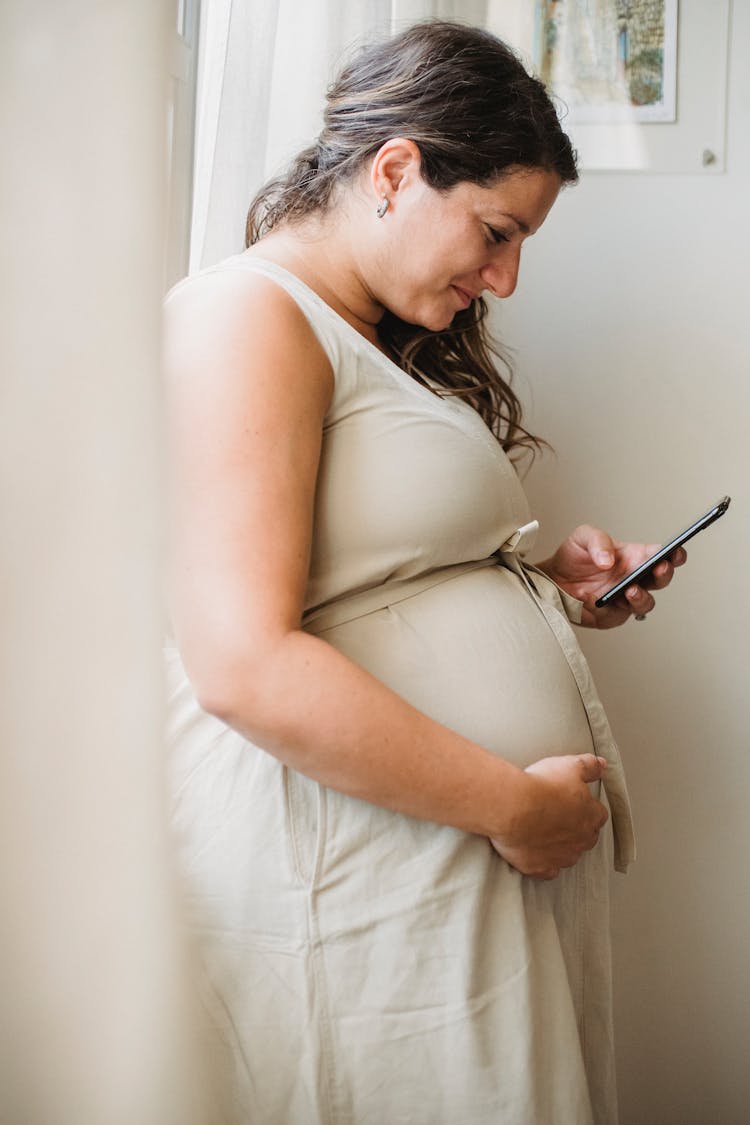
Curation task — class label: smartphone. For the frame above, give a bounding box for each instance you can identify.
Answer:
[594,495,731,608]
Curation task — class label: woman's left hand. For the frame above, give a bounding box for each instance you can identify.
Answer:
[537,524,687,629]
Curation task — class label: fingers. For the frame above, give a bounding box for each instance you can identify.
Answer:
[621,544,687,620]
[493,814,606,880]
[578,753,609,784]
[624,584,655,617]
[536,821,605,879]
[651,546,687,583]
[637,545,688,593]
[496,753,610,878]
[573,524,617,569]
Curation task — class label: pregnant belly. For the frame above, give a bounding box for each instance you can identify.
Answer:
[313,565,595,768]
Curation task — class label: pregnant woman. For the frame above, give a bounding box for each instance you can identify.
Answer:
[163,21,682,1124]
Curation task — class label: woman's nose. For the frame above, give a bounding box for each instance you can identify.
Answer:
[480,248,521,299]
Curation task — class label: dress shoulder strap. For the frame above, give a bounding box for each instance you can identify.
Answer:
[166,255,344,373]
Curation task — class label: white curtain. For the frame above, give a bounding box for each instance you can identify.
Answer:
[0,3,209,1123]
[190,0,488,271]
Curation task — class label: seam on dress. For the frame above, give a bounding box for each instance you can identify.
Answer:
[284,765,309,887]
[578,852,588,1057]
[284,769,329,891]
[286,771,336,1119]
[306,785,341,1124]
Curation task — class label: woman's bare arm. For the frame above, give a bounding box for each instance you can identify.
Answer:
[163,270,607,877]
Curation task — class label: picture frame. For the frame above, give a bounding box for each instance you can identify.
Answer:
[535,0,678,124]
[484,0,732,173]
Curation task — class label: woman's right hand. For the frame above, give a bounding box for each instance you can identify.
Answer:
[490,754,609,880]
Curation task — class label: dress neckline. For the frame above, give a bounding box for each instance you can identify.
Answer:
[227,254,521,472]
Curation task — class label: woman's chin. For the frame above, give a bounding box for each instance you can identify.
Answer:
[390,300,457,333]
[420,309,459,332]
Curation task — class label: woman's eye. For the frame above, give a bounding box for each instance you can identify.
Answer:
[485,225,510,245]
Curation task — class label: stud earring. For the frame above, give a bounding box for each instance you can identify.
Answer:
[376,197,389,218]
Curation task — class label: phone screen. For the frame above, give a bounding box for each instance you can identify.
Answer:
[594,495,731,608]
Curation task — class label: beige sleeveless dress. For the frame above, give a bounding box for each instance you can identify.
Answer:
[164,257,635,1125]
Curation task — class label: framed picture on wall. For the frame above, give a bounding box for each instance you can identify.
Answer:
[535,0,678,124]
[485,0,731,172]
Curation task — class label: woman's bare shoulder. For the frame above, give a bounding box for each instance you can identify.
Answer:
[163,261,334,406]
[165,260,311,342]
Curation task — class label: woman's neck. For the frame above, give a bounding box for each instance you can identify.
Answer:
[244,220,386,348]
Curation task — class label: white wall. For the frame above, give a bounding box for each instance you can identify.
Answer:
[499,4,750,1123]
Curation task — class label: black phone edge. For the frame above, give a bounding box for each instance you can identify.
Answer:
[594,495,731,609]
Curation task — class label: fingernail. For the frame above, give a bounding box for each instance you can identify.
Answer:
[626,586,639,599]
[596,551,614,566]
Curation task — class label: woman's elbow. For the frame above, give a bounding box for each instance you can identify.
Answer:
[185,636,291,734]
[190,665,257,727]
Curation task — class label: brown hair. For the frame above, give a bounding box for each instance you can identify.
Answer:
[246,20,577,460]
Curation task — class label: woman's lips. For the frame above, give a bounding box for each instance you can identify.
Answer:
[452,285,475,309]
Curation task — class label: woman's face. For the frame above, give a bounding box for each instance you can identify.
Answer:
[369,163,562,332]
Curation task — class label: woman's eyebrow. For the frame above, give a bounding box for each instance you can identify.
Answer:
[494,212,530,234]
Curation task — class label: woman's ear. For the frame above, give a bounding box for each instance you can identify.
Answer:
[369,138,422,203]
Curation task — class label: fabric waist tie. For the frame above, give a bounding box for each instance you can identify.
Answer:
[303,556,499,636]
[304,519,540,636]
